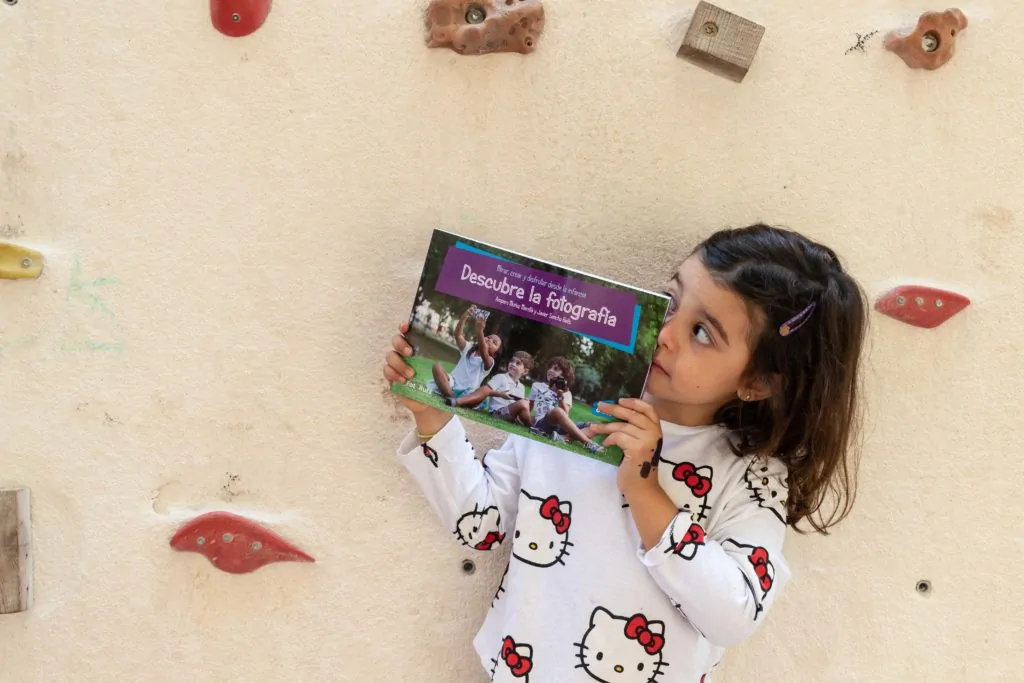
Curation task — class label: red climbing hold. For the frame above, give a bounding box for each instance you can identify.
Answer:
[874,285,970,329]
[210,0,271,37]
[170,511,314,574]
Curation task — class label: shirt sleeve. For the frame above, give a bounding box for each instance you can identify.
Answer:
[396,415,522,553]
[636,456,791,647]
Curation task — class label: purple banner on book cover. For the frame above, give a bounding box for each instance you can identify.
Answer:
[434,244,638,347]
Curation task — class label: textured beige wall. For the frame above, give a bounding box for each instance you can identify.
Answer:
[1,0,1021,681]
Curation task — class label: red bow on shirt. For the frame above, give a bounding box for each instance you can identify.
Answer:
[539,496,571,534]
[749,547,773,592]
[501,637,533,677]
[475,531,505,551]
[422,443,438,468]
[624,614,665,655]
[673,522,706,553]
[672,462,712,497]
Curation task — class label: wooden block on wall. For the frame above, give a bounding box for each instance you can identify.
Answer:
[677,2,765,82]
[0,488,32,614]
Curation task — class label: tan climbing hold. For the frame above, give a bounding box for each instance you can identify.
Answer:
[424,0,544,55]
[885,9,967,70]
[0,242,43,280]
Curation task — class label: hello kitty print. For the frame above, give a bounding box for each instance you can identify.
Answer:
[743,459,788,525]
[513,490,573,568]
[574,606,669,683]
[659,457,713,522]
[455,505,505,551]
[490,636,534,682]
[723,538,776,620]
[664,517,706,561]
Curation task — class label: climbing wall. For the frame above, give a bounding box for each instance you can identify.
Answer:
[1,1,1021,681]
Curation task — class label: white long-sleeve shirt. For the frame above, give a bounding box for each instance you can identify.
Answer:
[396,414,791,683]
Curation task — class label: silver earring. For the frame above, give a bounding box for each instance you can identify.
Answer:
[745,392,753,401]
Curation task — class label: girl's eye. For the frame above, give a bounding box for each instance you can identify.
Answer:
[693,324,712,346]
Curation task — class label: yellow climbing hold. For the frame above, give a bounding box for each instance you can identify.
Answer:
[0,242,43,280]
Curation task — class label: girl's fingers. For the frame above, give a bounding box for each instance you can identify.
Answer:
[595,402,629,420]
[391,334,413,356]
[596,402,655,430]
[618,397,660,424]
[383,364,404,383]
[603,432,640,453]
[588,421,645,441]
[386,350,415,378]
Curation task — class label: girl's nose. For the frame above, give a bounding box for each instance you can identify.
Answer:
[656,318,676,350]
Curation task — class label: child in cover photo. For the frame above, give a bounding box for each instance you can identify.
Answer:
[444,350,535,424]
[426,305,503,400]
[514,356,606,455]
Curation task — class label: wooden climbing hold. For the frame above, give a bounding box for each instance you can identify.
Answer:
[885,9,967,70]
[677,1,765,82]
[874,284,970,328]
[0,488,32,615]
[170,511,314,574]
[0,242,43,280]
[210,0,271,38]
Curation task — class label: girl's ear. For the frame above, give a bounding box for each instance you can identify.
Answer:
[738,374,778,402]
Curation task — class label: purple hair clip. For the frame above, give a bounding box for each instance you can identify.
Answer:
[779,301,816,337]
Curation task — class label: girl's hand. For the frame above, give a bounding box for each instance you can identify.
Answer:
[588,398,664,495]
[384,322,443,417]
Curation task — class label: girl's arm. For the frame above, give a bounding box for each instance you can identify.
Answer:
[475,318,495,369]
[630,458,791,648]
[453,309,472,351]
[395,414,522,554]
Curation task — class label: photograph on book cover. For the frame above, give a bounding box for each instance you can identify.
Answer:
[391,229,671,466]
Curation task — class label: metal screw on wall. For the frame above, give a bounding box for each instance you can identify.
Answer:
[702,21,719,36]
[916,579,931,595]
[3,0,18,6]
[465,5,486,24]
[231,13,241,23]
[461,559,476,575]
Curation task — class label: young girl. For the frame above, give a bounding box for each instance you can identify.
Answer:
[383,224,867,682]
[446,350,534,421]
[427,305,502,400]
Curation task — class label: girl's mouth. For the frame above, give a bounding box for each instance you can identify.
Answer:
[651,360,668,376]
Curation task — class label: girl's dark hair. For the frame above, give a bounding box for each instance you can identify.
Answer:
[695,224,868,534]
[544,356,575,386]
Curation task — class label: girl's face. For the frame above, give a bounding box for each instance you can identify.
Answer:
[484,335,502,356]
[545,366,563,382]
[506,357,526,380]
[647,256,765,426]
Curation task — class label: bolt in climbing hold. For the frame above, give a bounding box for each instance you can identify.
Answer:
[875,285,970,329]
[170,511,315,574]
[465,5,486,24]
[210,0,271,38]
[0,242,43,280]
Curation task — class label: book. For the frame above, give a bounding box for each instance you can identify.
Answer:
[391,229,671,466]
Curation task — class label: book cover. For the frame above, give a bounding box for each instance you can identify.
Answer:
[391,229,671,466]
